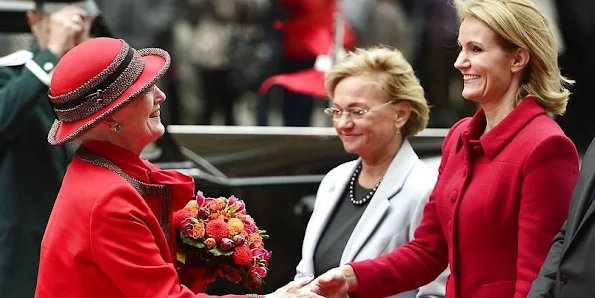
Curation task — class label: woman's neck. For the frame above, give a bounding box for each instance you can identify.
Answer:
[359,139,402,186]
[482,96,516,134]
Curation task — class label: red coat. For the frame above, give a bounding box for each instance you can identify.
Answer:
[35,141,247,298]
[350,97,580,298]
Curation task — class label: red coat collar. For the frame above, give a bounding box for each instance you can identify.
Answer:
[80,140,195,193]
[457,96,547,159]
[80,140,196,263]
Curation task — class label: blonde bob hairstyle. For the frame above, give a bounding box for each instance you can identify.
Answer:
[325,47,429,138]
[454,0,573,115]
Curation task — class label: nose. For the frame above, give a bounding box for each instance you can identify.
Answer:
[454,50,468,71]
[334,113,354,130]
[154,86,166,104]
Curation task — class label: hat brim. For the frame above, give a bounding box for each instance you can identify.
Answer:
[48,48,170,145]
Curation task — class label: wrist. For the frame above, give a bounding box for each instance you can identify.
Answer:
[343,265,359,291]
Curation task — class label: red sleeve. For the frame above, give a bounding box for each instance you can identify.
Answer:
[90,184,246,298]
[349,119,470,298]
[514,135,578,298]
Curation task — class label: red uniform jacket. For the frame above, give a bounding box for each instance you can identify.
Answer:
[278,0,356,60]
[350,97,580,298]
[35,141,248,298]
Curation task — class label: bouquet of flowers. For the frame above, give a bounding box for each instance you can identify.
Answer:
[173,191,271,291]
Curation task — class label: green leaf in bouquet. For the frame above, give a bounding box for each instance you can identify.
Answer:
[181,234,205,248]
[208,247,234,257]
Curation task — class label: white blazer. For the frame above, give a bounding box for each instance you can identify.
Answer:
[295,140,448,298]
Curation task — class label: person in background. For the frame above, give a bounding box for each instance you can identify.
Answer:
[34,37,322,298]
[258,0,356,127]
[306,0,579,297]
[527,138,595,297]
[295,47,446,298]
[0,1,98,297]
[94,0,181,124]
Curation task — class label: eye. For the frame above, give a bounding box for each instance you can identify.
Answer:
[324,108,341,117]
[472,46,482,53]
[351,109,367,116]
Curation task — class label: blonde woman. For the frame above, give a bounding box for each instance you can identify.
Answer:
[295,47,446,298]
[307,0,580,297]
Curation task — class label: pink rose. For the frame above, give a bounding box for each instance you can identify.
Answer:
[180,218,195,237]
[251,265,267,278]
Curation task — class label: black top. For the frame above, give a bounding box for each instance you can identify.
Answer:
[313,181,372,277]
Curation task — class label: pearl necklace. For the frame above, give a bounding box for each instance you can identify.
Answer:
[349,164,383,206]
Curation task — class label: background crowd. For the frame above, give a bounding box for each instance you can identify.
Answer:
[1,0,593,151]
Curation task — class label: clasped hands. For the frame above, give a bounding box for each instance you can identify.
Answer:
[266,265,358,298]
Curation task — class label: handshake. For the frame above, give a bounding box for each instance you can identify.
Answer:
[266,265,358,298]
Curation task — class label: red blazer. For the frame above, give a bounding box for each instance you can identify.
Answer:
[35,141,247,298]
[350,97,580,298]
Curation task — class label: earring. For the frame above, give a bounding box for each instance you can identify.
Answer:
[395,124,401,136]
[113,122,121,132]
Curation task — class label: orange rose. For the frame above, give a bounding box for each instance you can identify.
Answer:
[208,199,225,212]
[204,238,216,249]
[209,211,221,220]
[191,221,205,239]
[184,200,199,217]
[248,233,263,248]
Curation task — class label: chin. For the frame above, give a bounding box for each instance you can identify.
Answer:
[342,144,361,155]
[462,92,480,102]
[152,130,165,141]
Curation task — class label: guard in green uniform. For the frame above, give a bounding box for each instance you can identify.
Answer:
[0,1,99,297]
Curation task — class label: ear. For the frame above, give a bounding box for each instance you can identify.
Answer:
[26,11,40,33]
[102,117,117,126]
[511,48,530,73]
[394,101,412,129]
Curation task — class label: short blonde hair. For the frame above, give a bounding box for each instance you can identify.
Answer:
[454,0,573,115]
[325,47,429,137]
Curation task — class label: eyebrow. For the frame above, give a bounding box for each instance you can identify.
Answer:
[458,40,486,48]
[332,102,369,109]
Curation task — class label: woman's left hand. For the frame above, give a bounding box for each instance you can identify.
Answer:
[265,276,324,298]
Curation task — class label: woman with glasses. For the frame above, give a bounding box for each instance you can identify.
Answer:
[294,47,447,298]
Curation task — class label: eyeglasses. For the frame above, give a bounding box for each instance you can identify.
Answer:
[323,100,398,120]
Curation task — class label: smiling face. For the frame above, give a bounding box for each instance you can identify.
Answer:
[332,74,406,159]
[111,85,166,153]
[454,17,522,106]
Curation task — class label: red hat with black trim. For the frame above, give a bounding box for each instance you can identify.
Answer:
[47,37,170,145]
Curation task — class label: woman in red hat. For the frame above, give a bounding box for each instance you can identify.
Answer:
[34,37,319,298]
